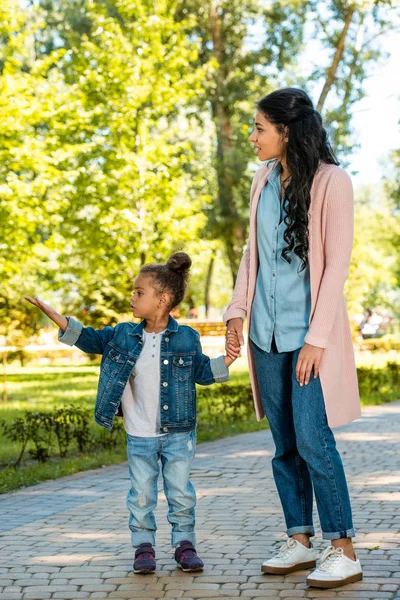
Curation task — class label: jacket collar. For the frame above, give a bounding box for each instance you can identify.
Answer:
[129,315,179,337]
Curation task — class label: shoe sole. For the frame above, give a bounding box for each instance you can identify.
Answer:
[176,563,204,572]
[306,572,363,588]
[262,560,317,575]
[133,568,155,574]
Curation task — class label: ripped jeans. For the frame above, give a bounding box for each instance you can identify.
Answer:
[126,430,197,548]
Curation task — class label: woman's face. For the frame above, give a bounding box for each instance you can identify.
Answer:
[248,111,287,163]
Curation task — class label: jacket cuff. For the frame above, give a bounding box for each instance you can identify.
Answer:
[58,317,83,346]
[210,355,230,383]
[223,309,246,327]
[304,332,328,349]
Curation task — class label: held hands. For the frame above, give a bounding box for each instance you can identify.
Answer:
[24,296,68,332]
[224,317,244,366]
[296,343,324,386]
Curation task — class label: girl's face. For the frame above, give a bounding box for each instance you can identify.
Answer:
[130,274,170,319]
[248,111,287,163]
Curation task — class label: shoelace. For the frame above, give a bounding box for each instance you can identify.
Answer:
[180,549,197,559]
[317,546,343,573]
[277,538,298,559]
[137,551,153,560]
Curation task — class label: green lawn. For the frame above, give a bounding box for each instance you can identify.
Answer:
[1,352,399,494]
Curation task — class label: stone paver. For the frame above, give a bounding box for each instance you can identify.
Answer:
[1,402,400,600]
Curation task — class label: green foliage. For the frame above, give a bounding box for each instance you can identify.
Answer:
[357,361,400,402]
[347,184,400,317]
[0,403,126,469]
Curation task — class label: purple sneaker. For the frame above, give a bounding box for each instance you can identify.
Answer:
[133,543,156,574]
[175,540,204,572]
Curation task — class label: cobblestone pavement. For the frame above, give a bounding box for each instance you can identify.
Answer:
[1,402,399,600]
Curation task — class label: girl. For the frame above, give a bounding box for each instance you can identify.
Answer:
[25,252,237,574]
[224,88,363,589]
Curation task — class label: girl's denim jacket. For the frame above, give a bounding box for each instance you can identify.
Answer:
[58,315,229,432]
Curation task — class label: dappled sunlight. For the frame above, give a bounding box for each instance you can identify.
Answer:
[360,492,400,502]
[335,432,397,442]
[63,531,122,540]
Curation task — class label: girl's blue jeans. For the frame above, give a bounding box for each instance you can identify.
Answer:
[126,430,196,548]
[251,338,355,540]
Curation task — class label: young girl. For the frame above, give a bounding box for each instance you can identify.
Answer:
[25,252,237,574]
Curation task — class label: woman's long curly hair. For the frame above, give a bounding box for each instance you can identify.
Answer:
[257,88,338,270]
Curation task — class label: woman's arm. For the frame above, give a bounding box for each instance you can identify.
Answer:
[304,168,354,349]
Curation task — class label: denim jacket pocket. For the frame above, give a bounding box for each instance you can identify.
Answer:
[103,348,126,375]
[172,356,192,381]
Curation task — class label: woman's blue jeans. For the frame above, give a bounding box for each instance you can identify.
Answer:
[126,430,196,548]
[251,338,355,540]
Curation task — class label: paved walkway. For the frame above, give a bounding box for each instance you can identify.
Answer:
[1,402,400,600]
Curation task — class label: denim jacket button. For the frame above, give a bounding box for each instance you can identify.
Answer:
[163,427,168,432]
[163,359,169,365]
[179,358,184,364]
[165,337,169,342]
[163,382,168,387]
[163,405,168,410]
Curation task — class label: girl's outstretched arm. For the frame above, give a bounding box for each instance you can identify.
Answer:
[24,296,68,332]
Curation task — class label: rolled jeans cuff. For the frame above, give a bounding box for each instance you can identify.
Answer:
[287,525,315,538]
[171,531,196,548]
[322,528,355,540]
[131,531,156,548]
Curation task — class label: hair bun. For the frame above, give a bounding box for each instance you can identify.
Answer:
[166,252,192,274]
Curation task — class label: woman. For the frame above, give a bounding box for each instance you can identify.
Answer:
[224,88,362,589]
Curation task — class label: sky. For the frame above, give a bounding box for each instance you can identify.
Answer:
[345,32,399,189]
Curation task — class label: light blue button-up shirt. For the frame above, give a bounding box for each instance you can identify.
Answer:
[250,162,311,353]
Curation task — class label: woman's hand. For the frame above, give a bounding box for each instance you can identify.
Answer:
[24,296,68,332]
[225,318,244,360]
[295,343,324,386]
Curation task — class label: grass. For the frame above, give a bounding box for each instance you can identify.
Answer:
[1,352,399,494]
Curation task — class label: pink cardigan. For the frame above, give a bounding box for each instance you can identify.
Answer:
[223,162,361,428]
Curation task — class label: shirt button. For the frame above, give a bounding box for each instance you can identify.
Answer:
[152,355,155,358]
[272,273,276,277]
[271,294,274,299]
[275,226,278,230]
[163,405,168,410]
[163,427,168,432]
[272,250,276,254]
[163,359,169,365]
[163,382,168,387]
[165,337,169,342]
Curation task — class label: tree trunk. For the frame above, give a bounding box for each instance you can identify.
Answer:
[3,351,7,402]
[204,252,215,318]
[317,7,356,112]
[209,5,245,286]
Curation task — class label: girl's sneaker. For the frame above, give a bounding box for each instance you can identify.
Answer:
[261,538,317,574]
[175,540,204,572]
[133,543,156,574]
[306,546,363,588]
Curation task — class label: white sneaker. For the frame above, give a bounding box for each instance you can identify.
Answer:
[261,538,317,575]
[307,546,363,588]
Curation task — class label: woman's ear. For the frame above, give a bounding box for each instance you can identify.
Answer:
[283,125,289,143]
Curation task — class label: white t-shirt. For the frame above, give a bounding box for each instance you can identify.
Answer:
[120,329,167,437]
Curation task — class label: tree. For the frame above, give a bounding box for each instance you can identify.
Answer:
[178,0,310,284]
[309,0,400,158]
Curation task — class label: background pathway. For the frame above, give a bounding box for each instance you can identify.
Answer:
[1,402,400,600]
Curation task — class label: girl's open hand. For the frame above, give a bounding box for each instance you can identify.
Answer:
[24,296,68,331]
[24,296,55,315]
